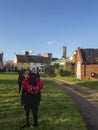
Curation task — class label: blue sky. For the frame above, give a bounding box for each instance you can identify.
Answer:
[0,0,98,61]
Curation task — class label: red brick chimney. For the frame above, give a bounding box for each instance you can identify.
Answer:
[25,51,29,56]
[63,46,66,58]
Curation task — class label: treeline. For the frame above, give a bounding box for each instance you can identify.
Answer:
[44,63,75,77]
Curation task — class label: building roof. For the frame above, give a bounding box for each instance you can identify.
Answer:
[80,48,98,63]
[16,54,52,64]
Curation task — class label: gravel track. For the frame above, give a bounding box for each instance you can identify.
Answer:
[53,79,98,130]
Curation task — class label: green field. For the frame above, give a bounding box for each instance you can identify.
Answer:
[56,75,98,90]
[0,73,88,130]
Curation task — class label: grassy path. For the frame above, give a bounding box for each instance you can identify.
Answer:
[0,73,88,130]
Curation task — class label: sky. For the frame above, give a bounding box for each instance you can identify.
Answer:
[0,0,98,61]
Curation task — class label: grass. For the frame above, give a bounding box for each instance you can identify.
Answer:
[78,81,98,90]
[0,72,88,130]
[56,75,98,90]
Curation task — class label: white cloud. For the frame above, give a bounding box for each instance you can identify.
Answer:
[48,41,55,46]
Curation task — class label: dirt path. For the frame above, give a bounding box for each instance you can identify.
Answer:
[53,79,98,130]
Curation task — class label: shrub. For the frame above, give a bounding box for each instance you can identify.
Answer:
[58,68,71,76]
[44,66,56,77]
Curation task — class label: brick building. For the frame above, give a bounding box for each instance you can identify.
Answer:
[75,47,98,80]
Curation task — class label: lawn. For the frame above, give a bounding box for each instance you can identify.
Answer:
[56,75,98,90]
[0,72,88,130]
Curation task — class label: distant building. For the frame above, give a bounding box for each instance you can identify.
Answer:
[0,52,3,69]
[14,51,58,72]
[51,46,73,72]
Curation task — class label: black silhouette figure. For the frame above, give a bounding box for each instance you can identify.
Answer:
[18,69,25,93]
[21,71,43,129]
